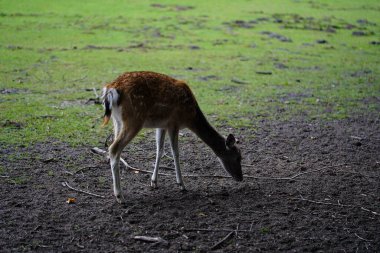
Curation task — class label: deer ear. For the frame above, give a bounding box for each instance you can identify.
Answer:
[226,134,236,149]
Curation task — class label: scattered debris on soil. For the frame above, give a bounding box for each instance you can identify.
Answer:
[2,120,24,129]
[1,115,379,252]
[231,77,249,84]
[260,31,292,42]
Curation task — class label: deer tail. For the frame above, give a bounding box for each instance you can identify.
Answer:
[101,87,119,126]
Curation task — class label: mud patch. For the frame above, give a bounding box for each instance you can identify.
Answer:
[260,31,292,42]
[1,120,24,129]
[0,88,27,94]
[150,4,194,12]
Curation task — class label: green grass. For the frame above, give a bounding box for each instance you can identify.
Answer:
[0,0,379,146]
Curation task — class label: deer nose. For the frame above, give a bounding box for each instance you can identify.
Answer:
[233,174,243,182]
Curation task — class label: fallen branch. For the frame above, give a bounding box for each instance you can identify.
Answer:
[73,165,99,175]
[294,195,380,216]
[163,153,174,160]
[183,228,252,233]
[354,233,373,242]
[133,236,168,244]
[91,147,107,155]
[90,147,346,181]
[211,231,234,250]
[0,175,10,178]
[244,163,347,181]
[91,147,173,175]
[119,158,173,176]
[159,166,175,171]
[62,181,105,198]
[63,170,74,176]
[360,207,380,216]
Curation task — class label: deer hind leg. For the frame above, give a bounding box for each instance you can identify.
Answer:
[151,128,166,189]
[168,127,186,191]
[112,108,122,139]
[109,123,142,204]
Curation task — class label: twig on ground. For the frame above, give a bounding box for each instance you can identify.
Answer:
[159,166,175,171]
[350,136,363,140]
[133,236,168,244]
[235,224,240,238]
[76,243,85,249]
[90,147,347,181]
[210,231,234,250]
[183,228,252,233]
[73,166,99,175]
[245,163,347,180]
[91,147,107,155]
[62,181,105,198]
[354,233,373,242]
[163,153,173,160]
[119,158,170,175]
[295,195,351,207]
[0,175,10,178]
[360,207,380,216]
[63,170,74,175]
[294,195,380,216]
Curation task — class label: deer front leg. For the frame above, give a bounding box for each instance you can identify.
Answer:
[168,127,186,191]
[151,128,166,189]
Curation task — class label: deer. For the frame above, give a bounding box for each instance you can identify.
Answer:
[102,71,243,204]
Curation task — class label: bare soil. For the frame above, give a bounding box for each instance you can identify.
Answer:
[1,116,379,252]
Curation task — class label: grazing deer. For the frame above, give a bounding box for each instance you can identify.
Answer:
[102,71,242,203]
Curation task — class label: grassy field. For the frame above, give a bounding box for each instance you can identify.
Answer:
[1,0,379,145]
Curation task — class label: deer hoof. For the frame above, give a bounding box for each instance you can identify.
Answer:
[150,181,158,189]
[115,194,126,204]
[178,184,187,192]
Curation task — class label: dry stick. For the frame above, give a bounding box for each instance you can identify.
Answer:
[63,181,105,198]
[360,207,380,216]
[120,158,173,176]
[184,228,252,233]
[91,147,107,155]
[163,153,174,160]
[91,147,345,181]
[244,163,347,181]
[73,165,99,175]
[91,147,173,176]
[133,236,168,244]
[235,224,240,237]
[63,170,74,176]
[210,231,235,250]
[159,166,175,171]
[354,233,373,242]
[0,175,10,178]
[294,195,380,216]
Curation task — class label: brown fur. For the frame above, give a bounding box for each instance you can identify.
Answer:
[104,71,198,130]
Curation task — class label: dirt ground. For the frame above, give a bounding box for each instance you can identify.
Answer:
[0,115,379,252]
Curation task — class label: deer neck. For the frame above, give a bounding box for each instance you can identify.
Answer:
[190,107,226,157]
